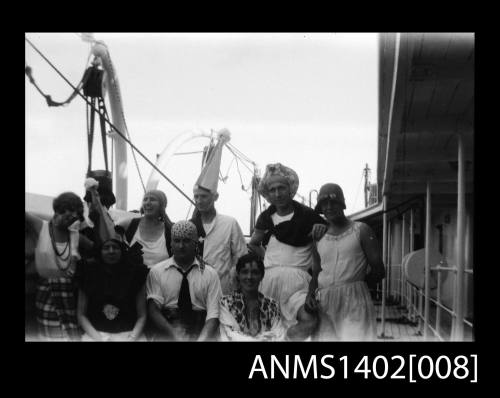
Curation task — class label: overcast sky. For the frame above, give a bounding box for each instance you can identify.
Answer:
[25,32,379,235]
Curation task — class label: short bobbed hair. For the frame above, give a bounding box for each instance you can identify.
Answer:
[235,253,265,277]
[52,192,84,221]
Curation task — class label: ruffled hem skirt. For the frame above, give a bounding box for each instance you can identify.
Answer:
[259,266,310,324]
[316,280,377,341]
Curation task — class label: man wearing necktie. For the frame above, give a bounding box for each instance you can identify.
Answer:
[146,220,222,341]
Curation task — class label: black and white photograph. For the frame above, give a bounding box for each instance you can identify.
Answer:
[25,32,474,351]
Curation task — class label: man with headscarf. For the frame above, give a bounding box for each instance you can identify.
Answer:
[248,163,327,340]
[146,220,222,341]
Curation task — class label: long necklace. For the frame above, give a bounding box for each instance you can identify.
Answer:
[49,220,71,270]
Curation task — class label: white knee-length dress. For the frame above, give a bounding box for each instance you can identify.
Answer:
[316,221,377,341]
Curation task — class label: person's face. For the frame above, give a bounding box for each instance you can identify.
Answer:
[193,187,217,213]
[142,193,162,217]
[101,240,122,265]
[53,208,79,229]
[321,199,345,223]
[172,236,197,262]
[238,261,263,294]
[267,176,292,208]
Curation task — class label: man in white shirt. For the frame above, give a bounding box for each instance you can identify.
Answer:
[189,129,248,295]
[190,185,248,295]
[146,220,222,341]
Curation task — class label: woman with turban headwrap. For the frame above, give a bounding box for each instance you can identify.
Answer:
[118,190,174,268]
[248,163,327,340]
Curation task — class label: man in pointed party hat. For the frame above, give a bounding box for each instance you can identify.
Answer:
[190,128,247,295]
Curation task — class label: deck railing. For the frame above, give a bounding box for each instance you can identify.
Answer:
[382,260,474,341]
[377,131,472,341]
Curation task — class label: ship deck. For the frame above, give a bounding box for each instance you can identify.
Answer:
[374,297,474,341]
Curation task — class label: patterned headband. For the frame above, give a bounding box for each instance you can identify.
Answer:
[171,220,198,241]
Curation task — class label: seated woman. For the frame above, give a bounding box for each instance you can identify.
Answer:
[76,235,149,341]
[118,190,174,268]
[219,253,286,341]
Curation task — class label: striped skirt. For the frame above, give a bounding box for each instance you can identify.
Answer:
[35,277,80,341]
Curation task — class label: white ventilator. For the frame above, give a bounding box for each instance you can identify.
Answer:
[145,129,212,192]
[89,40,129,210]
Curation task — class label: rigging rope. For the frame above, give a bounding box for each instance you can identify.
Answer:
[101,101,146,193]
[226,145,253,174]
[234,156,246,191]
[86,97,96,173]
[25,64,89,107]
[227,142,255,165]
[25,36,195,206]
[98,98,110,172]
[222,156,235,180]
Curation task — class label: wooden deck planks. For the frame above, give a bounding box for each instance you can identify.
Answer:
[375,302,429,341]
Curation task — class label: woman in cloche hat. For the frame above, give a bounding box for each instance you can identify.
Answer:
[307,183,385,341]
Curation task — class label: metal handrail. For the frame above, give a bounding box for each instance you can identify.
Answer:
[431,264,474,275]
[382,226,473,341]
[431,265,457,272]
[428,297,455,316]
[427,324,445,342]
[405,279,474,341]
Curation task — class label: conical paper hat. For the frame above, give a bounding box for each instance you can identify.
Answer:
[195,129,231,194]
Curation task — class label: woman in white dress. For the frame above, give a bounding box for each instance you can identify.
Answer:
[306,183,385,341]
[118,190,174,268]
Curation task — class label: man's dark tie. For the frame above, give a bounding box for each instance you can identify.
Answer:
[177,264,196,314]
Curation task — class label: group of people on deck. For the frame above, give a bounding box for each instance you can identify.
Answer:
[25,162,385,342]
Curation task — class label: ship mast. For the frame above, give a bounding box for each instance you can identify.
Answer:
[363,163,371,208]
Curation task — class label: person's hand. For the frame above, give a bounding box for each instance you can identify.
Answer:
[365,271,384,286]
[247,243,256,254]
[310,224,327,241]
[84,177,99,191]
[65,255,79,277]
[174,326,189,341]
[304,289,319,314]
[91,333,105,342]
[247,244,265,259]
[127,333,138,341]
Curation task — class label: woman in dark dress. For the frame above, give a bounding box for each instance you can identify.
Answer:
[76,236,149,341]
